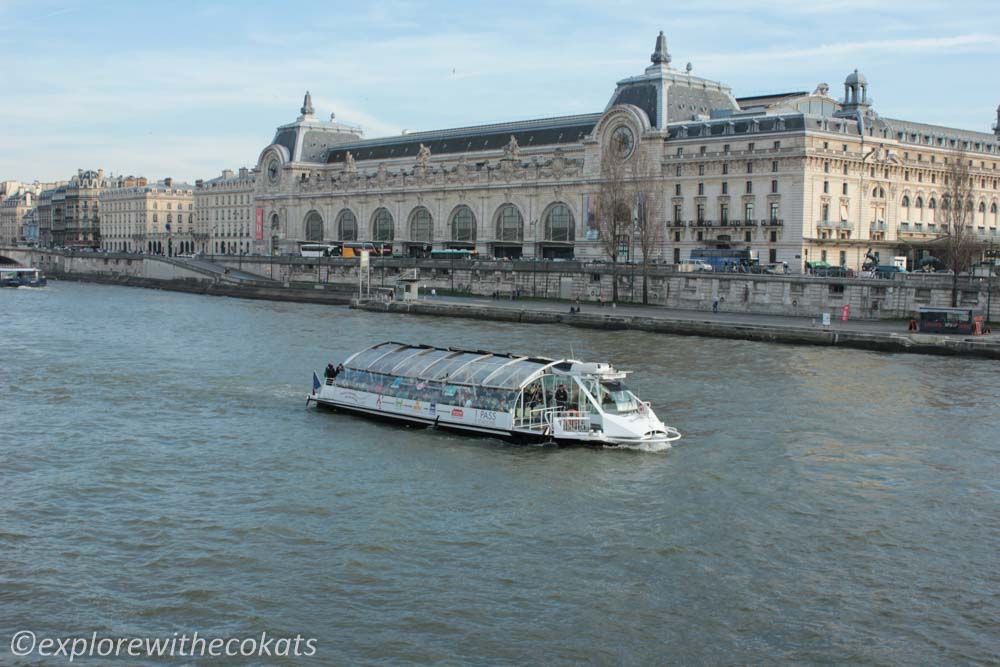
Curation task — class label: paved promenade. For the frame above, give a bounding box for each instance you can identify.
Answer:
[355,295,999,359]
[429,294,936,336]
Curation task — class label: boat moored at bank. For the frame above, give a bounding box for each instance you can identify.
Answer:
[307,342,681,448]
[0,267,47,288]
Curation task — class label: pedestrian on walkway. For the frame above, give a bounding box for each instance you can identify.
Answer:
[713,299,719,314]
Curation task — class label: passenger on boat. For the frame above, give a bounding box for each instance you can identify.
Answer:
[555,384,569,409]
[324,363,336,379]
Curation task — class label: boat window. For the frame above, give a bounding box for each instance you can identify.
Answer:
[490,362,546,388]
[384,347,433,374]
[597,381,640,414]
[400,349,454,376]
[346,344,398,370]
[335,367,516,412]
[368,346,421,373]
[425,353,484,380]
[449,357,510,384]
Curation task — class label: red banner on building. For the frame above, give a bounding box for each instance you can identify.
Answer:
[255,208,264,240]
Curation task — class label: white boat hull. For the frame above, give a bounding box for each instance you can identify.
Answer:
[309,384,679,448]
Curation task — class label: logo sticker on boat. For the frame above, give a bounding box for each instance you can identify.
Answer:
[451,408,463,418]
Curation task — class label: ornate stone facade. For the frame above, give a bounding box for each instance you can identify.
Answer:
[195,168,256,255]
[99,177,195,255]
[253,33,1000,270]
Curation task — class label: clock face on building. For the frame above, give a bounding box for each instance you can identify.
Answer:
[610,125,635,159]
[266,158,280,185]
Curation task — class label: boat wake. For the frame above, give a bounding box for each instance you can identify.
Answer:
[603,440,675,453]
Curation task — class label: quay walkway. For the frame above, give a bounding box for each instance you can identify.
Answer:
[352,295,1000,360]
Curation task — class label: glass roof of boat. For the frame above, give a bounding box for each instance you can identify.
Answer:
[344,342,552,388]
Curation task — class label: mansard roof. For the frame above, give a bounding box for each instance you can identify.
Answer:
[736,92,809,109]
[326,113,600,164]
[883,118,999,154]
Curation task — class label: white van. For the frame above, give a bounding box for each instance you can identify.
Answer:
[677,260,713,273]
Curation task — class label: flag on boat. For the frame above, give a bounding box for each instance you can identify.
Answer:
[312,372,321,395]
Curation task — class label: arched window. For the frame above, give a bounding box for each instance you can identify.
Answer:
[371,208,394,241]
[991,203,998,215]
[544,203,575,242]
[915,196,923,209]
[450,206,476,242]
[495,204,523,242]
[901,195,910,208]
[979,202,987,213]
[928,198,936,210]
[304,211,323,241]
[337,209,358,241]
[409,207,433,242]
[270,213,279,231]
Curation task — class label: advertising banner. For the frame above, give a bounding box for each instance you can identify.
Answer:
[255,208,264,241]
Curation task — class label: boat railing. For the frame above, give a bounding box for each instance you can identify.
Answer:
[514,406,591,435]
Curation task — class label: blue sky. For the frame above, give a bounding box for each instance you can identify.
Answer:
[3,0,998,184]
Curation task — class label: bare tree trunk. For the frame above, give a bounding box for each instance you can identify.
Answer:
[941,150,979,307]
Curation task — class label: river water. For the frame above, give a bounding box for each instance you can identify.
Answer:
[2,281,998,665]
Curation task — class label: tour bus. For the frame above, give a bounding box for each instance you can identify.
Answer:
[430,248,479,259]
[300,243,342,258]
[690,247,759,272]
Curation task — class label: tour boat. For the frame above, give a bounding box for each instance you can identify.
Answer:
[0,267,47,288]
[307,342,681,448]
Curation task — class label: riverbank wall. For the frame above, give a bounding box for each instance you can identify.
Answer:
[3,247,996,324]
[3,249,354,305]
[163,254,1000,322]
[51,272,355,304]
[351,299,1000,360]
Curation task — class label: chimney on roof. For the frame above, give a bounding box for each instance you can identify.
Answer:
[164,177,172,188]
[222,169,234,179]
[195,179,204,188]
[238,167,248,178]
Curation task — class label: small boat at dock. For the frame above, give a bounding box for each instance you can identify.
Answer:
[0,267,47,288]
[307,341,681,448]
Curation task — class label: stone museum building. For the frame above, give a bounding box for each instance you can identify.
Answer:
[253,32,1000,271]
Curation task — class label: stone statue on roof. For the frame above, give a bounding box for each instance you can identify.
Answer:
[416,143,431,168]
[503,135,520,159]
[344,151,356,172]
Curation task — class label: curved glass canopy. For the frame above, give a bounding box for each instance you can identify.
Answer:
[343,342,553,389]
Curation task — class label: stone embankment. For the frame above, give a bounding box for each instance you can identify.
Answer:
[351,298,1000,360]
[52,272,356,305]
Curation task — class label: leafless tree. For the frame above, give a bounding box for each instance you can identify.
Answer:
[939,151,982,306]
[632,155,664,304]
[596,144,634,303]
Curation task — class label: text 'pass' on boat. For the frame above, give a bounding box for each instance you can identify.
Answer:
[307,342,681,448]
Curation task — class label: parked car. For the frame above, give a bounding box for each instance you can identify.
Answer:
[764,262,789,275]
[814,265,852,278]
[874,265,908,279]
[677,260,713,273]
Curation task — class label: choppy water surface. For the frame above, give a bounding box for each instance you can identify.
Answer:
[2,282,998,665]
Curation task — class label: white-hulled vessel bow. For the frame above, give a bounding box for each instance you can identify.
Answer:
[307,342,681,448]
